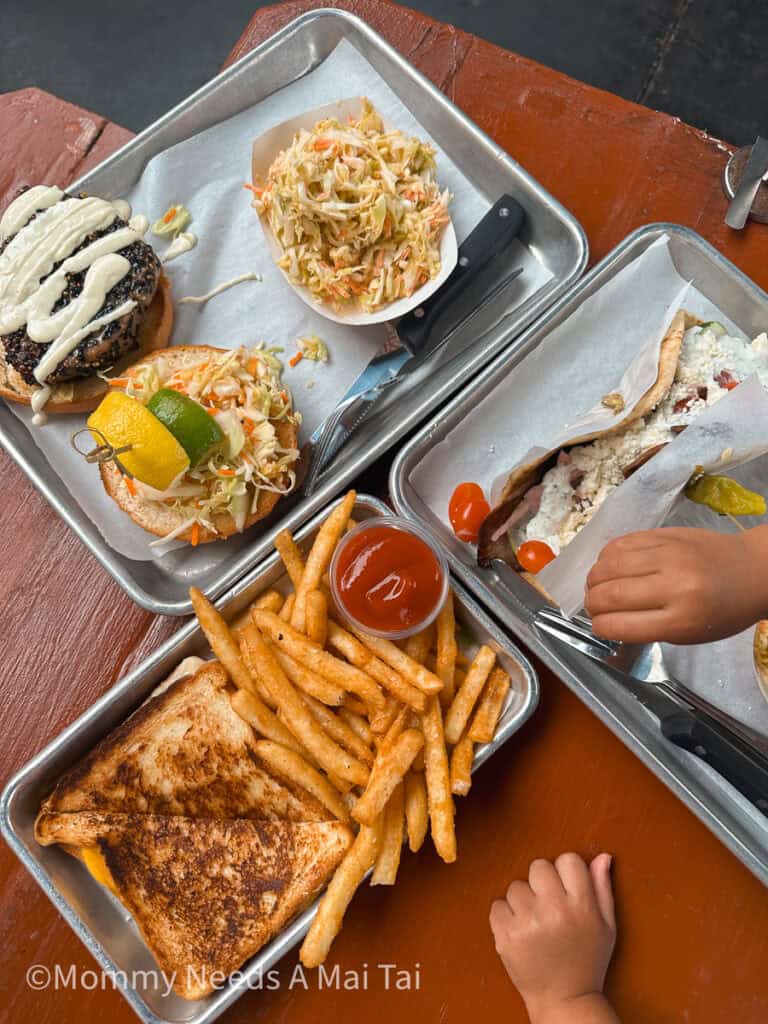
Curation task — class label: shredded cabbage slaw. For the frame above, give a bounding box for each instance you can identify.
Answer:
[115,346,300,545]
[251,98,451,313]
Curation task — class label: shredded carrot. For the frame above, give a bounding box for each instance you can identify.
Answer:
[123,476,136,497]
[218,468,235,477]
[243,183,263,197]
[108,377,129,388]
[289,351,304,368]
[246,356,260,375]
[191,523,200,546]
[162,206,177,224]
[243,419,254,435]
[314,138,334,150]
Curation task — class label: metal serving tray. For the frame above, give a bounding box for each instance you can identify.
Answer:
[390,223,768,886]
[0,7,586,618]
[1,494,538,1024]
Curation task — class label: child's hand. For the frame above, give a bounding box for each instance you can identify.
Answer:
[584,526,768,645]
[490,853,617,1024]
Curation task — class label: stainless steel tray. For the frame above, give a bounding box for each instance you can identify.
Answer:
[0,493,539,1024]
[0,8,586,618]
[390,223,768,886]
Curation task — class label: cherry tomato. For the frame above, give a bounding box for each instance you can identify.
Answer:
[516,539,556,574]
[449,482,490,544]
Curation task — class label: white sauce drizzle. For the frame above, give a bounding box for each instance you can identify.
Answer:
[0,186,63,240]
[129,214,149,236]
[179,271,262,306]
[0,189,142,398]
[111,199,131,220]
[30,384,52,426]
[161,231,197,264]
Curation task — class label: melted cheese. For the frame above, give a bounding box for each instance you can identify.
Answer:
[79,845,119,896]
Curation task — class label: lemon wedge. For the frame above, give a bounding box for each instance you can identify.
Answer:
[88,392,190,491]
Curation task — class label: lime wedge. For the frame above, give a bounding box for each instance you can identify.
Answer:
[88,392,190,490]
[146,389,224,468]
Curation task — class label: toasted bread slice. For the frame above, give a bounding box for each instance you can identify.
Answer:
[36,810,352,999]
[0,275,173,413]
[97,344,299,544]
[35,662,330,827]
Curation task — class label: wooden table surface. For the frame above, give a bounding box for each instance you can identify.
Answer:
[1,2,767,1021]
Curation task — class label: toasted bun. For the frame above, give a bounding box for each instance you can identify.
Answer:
[99,345,299,544]
[0,274,173,414]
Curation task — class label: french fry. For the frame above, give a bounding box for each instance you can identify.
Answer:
[292,490,356,632]
[240,623,369,787]
[300,823,378,967]
[444,645,497,746]
[436,591,458,708]
[378,705,409,754]
[371,782,405,885]
[274,529,305,589]
[352,729,424,827]
[230,689,302,752]
[253,610,385,711]
[339,707,374,746]
[239,628,278,707]
[404,624,434,664]
[253,740,350,822]
[254,589,284,614]
[327,622,426,711]
[450,730,474,797]
[306,590,329,647]
[189,587,260,698]
[280,593,296,622]
[404,771,428,852]
[344,623,443,695]
[302,694,375,765]
[468,667,511,744]
[274,648,345,706]
[421,695,456,863]
[343,695,368,716]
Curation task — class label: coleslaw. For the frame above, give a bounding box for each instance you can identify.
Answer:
[116,346,300,544]
[251,98,451,313]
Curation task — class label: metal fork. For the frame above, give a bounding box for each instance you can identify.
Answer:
[535,606,768,763]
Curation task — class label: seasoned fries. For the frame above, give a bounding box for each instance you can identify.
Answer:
[450,731,474,797]
[306,590,329,647]
[327,622,426,711]
[436,591,458,707]
[421,695,456,863]
[468,666,511,744]
[345,623,443,695]
[292,490,356,633]
[404,770,428,852]
[300,824,379,968]
[252,610,386,711]
[371,782,405,885]
[239,623,369,787]
[189,587,260,698]
[253,740,350,822]
[444,644,497,745]
[352,728,424,827]
[188,491,517,968]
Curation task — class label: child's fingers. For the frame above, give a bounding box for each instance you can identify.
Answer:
[589,853,616,931]
[528,857,565,899]
[505,878,534,914]
[489,898,514,943]
[553,851,591,900]
[587,547,661,588]
[591,609,674,644]
[585,575,664,617]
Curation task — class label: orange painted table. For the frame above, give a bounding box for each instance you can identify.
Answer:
[1,3,767,1022]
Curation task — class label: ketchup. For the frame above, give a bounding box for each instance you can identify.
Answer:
[333,525,444,634]
[449,482,490,543]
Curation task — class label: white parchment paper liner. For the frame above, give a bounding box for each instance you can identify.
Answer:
[7,39,551,562]
[251,97,458,326]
